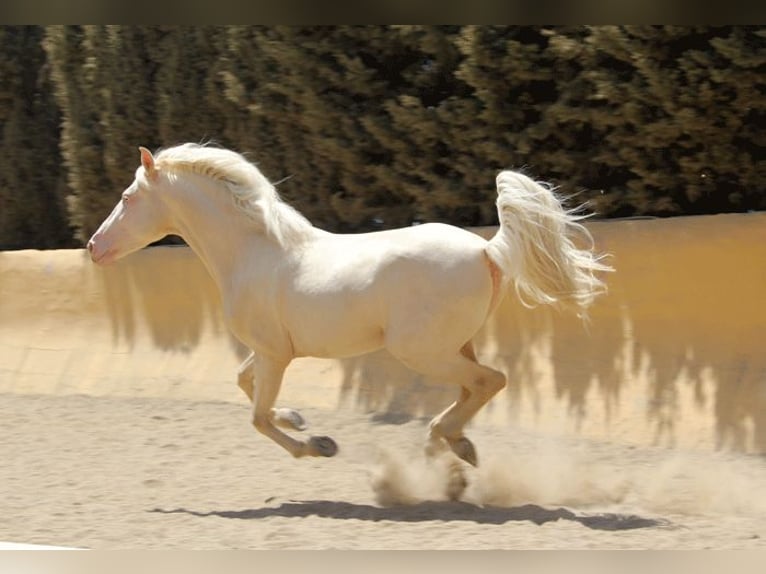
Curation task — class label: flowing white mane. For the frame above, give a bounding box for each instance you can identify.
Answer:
[154,143,314,246]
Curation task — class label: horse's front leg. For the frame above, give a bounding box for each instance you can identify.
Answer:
[249,354,338,458]
[237,351,307,432]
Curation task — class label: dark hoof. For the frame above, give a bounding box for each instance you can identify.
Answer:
[309,435,338,457]
[447,437,478,467]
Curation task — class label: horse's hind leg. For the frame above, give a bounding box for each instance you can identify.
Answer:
[391,342,506,467]
[430,342,493,465]
[237,351,307,432]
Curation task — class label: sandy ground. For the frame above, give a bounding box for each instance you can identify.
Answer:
[2,391,765,550]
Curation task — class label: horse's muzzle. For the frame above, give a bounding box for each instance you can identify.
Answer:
[87,237,109,264]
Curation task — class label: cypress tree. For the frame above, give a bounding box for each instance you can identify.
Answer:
[677,26,765,213]
[277,25,430,230]
[44,26,112,243]
[0,26,72,249]
[99,26,163,197]
[564,25,766,217]
[225,26,475,231]
[155,26,230,146]
[216,26,332,226]
[29,24,766,247]
[219,25,413,231]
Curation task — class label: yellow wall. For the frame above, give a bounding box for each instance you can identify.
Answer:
[2,213,765,453]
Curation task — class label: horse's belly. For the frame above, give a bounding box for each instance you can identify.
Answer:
[290,321,384,359]
[282,293,384,358]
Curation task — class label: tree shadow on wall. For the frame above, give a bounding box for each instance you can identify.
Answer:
[97,245,248,359]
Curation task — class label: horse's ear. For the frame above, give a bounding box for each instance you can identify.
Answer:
[138,146,157,179]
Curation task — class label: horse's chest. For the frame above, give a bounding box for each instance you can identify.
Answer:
[222,290,292,356]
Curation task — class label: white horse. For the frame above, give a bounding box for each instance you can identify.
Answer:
[88,143,611,469]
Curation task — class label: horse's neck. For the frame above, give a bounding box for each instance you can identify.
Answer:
[165,181,284,296]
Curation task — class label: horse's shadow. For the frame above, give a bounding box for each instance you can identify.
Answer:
[151,500,667,532]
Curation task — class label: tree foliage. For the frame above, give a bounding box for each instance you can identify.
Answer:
[0,25,763,249]
[0,26,71,249]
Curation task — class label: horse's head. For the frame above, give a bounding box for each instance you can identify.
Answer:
[87,147,174,265]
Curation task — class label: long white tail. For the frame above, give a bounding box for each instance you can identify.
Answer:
[485,170,613,316]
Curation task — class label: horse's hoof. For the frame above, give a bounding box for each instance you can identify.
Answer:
[308,435,338,457]
[272,407,308,431]
[447,437,478,467]
[445,459,469,501]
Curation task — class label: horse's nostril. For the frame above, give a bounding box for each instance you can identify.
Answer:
[87,240,94,253]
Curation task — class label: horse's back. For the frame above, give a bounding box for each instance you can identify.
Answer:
[370,223,490,286]
[310,223,490,292]
[384,222,487,256]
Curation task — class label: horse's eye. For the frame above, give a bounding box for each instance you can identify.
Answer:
[122,194,130,204]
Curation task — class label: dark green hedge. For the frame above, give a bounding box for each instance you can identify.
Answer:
[1,25,764,249]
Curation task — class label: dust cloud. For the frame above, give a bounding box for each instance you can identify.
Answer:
[369,440,766,517]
